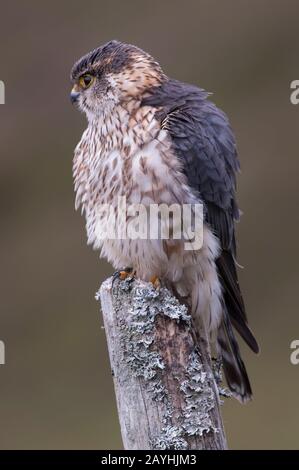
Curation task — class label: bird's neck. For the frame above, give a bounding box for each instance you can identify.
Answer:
[87,99,161,154]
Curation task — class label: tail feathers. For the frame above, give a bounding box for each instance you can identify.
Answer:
[217,251,259,354]
[217,312,253,403]
[229,308,259,354]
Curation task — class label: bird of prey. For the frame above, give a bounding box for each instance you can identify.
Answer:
[70,40,259,402]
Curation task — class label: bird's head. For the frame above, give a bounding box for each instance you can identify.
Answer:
[70,40,165,120]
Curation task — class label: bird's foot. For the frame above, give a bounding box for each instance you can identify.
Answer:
[150,275,161,290]
[112,267,135,285]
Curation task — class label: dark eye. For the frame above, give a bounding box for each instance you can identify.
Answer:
[79,74,94,89]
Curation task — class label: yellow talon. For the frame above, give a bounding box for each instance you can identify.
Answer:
[112,267,135,285]
[119,270,131,280]
[150,275,161,290]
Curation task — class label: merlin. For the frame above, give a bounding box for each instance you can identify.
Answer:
[70,40,259,402]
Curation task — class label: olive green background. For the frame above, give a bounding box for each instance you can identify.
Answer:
[0,0,298,449]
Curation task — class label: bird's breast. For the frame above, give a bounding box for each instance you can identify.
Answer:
[73,106,199,254]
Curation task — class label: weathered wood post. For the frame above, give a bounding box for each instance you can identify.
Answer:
[98,276,227,450]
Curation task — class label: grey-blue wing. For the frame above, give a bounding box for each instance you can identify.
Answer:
[143,80,259,401]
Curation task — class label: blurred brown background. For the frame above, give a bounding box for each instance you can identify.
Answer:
[0,0,298,449]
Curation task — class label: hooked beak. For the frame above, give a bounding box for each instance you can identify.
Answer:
[70,87,80,105]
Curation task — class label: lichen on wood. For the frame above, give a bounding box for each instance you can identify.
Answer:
[98,277,227,450]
